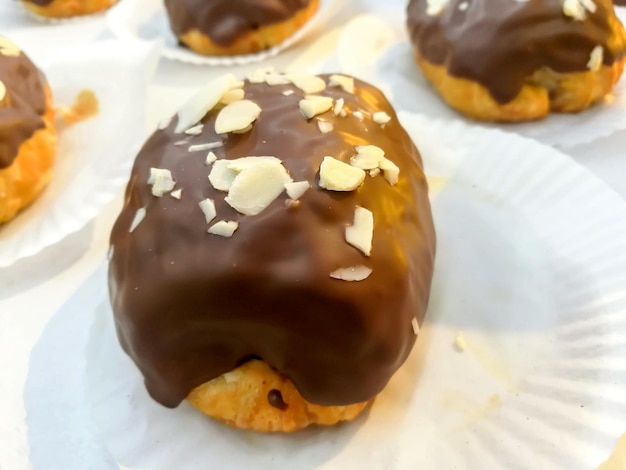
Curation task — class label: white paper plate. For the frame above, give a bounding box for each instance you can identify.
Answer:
[74,114,626,469]
[106,0,333,66]
[0,39,159,267]
[337,11,626,149]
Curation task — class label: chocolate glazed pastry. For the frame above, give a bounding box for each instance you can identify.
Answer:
[21,0,118,18]
[0,37,56,223]
[407,0,626,122]
[164,0,319,56]
[109,71,436,432]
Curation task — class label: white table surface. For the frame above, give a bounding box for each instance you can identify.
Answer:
[1,2,625,469]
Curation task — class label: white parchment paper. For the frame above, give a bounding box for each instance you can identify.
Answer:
[81,115,626,469]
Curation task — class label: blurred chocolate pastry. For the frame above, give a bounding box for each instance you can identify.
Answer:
[164,0,319,56]
[407,0,626,122]
[21,0,118,18]
[108,70,436,432]
[0,37,56,224]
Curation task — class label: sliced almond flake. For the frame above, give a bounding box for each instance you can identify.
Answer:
[412,318,420,335]
[587,45,603,72]
[157,116,172,130]
[345,206,374,256]
[353,111,364,120]
[351,145,385,170]
[175,73,238,133]
[284,181,310,200]
[329,74,355,94]
[225,161,292,216]
[282,89,295,96]
[330,265,372,282]
[426,0,449,15]
[171,189,182,199]
[265,73,291,86]
[148,168,175,197]
[232,124,253,134]
[299,95,334,119]
[580,0,596,13]
[333,98,345,116]
[198,198,217,224]
[129,207,146,232]
[458,1,469,10]
[369,168,381,177]
[205,151,218,166]
[248,67,275,83]
[373,112,391,125]
[209,160,239,191]
[220,88,245,105]
[189,142,223,152]
[317,120,334,134]
[227,156,282,172]
[184,124,204,136]
[208,220,239,237]
[215,99,261,134]
[209,156,283,191]
[174,139,190,146]
[285,73,327,94]
[319,156,365,191]
[0,38,21,57]
[339,109,348,117]
[379,157,400,185]
[0,81,5,102]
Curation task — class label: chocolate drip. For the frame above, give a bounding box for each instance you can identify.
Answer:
[407,0,626,103]
[0,43,47,169]
[164,0,311,46]
[268,389,288,410]
[108,75,436,408]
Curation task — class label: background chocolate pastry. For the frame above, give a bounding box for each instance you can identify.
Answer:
[164,0,319,56]
[407,0,626,104]
[0,44,46,170]
[108,72,436,416]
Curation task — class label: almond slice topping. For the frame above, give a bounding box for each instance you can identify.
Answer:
[329,74,355,94]
[345,206,374,256]
[285,73,327,94]
[330,266,372,282]
[299,96,334,119]
[175,73,239,133]
[215,99,261,134]
[319,156,365,191]
[148,168,175,197]
[208,221,239,237]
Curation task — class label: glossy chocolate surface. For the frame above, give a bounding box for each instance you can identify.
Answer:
[407,0,626,103]
[109,74,436,408]
[164,0,310,46]
[0,41,46,169]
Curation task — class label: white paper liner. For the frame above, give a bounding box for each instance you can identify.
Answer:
[106,0,334,66]
[80,115,626,469]
[337,12,626,149]
[0,39,160,267]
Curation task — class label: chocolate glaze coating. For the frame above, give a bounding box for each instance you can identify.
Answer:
[164,0,311,46]
[0,42,47,169]
[109,74,436,408]
[407,0,626,103]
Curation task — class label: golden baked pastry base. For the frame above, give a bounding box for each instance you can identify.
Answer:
[0,88,56,224]
[178,0,320,57]
[187,360,369,432]
[414,50,626,123]
[22,0,118,18]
